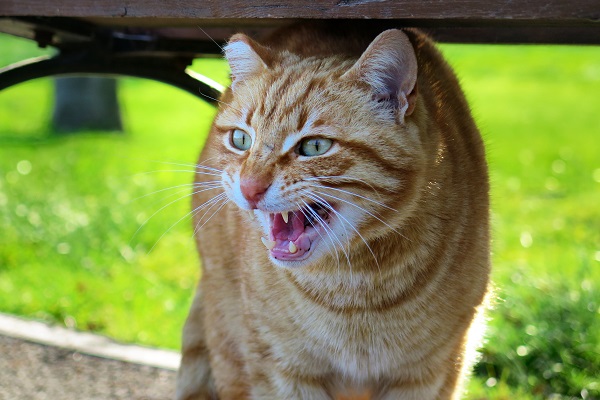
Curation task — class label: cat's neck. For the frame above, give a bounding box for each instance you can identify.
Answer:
[274,217,443,312]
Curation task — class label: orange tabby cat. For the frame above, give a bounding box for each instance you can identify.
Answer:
[176,23,490,400]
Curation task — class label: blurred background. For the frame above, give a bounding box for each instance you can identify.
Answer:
[0,33,598,399]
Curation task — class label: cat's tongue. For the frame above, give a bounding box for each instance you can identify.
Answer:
[269,212,311,260]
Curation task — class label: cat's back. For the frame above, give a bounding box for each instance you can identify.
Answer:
[261,22,374,57]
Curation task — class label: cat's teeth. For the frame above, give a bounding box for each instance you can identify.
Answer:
[261,237,276,250]
[288,242,297,254]
[248,211,255,220]
[282,211,289,224]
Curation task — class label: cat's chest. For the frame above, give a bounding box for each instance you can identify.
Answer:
[303,306,427,378]
[245,267,433,380]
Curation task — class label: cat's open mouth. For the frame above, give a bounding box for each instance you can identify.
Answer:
[260,203,332,262]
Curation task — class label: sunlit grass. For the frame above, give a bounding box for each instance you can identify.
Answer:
[1,34,599,398]
[0,35,225,348]
[0,81,212,347]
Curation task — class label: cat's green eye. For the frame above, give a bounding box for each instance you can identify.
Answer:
[298,137,333,157]
[231,129,252,151]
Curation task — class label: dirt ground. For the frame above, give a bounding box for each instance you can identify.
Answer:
[0,335,176,400]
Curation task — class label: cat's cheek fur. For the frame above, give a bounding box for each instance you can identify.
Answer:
[222,170,252,210]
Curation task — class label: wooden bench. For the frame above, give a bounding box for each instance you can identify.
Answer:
[1,0,599,100]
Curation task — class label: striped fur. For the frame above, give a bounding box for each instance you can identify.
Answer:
[177,23,490,400]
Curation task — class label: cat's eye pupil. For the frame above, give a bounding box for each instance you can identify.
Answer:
[231,129,252,151]
[299,137,333,157]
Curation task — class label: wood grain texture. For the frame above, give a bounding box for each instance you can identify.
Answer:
[1,0,599,22]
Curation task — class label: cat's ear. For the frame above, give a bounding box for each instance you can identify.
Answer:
[343,29,418,123]
[224,34,269,90]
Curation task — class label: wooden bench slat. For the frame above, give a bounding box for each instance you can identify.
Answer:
[2,0,600,22]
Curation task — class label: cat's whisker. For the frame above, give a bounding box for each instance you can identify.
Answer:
[198,92,245,114]
[194,165,223,175]
[300,193,352,267]
[197,26,225,52]
[192,193,230,235]
[311,183,397,212]
[135,169,222,178]
[301,191,352,256]
[171,191,228,246]
[313,190,402,236]
[192,192,229,220]
[193,166,223,175]
[150,159,223,172]
[131,185,223,246]
[188,156,222,174]
[303,193,357,280]
[301,200,348,270]
[133,159,224,176]
[297,199,341,270]
[146,183,222,208]
[295,202,336,263]
[308,192,381,273]
[193,158,226,177]
[132,184,195,203]
[305,175,388,197]
[146,191,226,254]
[300,203,343,280]
[149,187,201,209]
[132,181,221,202]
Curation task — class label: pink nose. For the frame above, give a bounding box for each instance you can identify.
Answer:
[240,177,270,208]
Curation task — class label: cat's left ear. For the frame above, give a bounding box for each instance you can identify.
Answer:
[224,34,270,91]
[342,29,418,123]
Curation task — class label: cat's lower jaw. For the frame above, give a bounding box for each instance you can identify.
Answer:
[254,203,337,267]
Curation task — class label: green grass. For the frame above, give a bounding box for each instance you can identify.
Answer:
[441,44,600,400]
[0,35,227,348]
[1,34,599,399]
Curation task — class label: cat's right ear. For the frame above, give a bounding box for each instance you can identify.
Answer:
[224,34,269,91]
[342,29,418,123]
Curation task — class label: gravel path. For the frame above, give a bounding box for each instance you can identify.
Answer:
[0,335,176,400]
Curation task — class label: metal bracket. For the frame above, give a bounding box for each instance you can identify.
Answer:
[0,17,224,103]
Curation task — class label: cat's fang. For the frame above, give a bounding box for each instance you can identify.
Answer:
[288,242,298,253]
[261,237,276,250]
[282,211,289,224]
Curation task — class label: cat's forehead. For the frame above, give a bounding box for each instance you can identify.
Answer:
[240,64,354,130]
[215,56,367,150]
[236,104,328,153]
[225,77,331,137]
